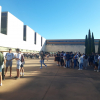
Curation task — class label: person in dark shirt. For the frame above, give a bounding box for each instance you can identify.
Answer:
[65,52,70,68]
[60,51,64,66]
[56,51,60,66]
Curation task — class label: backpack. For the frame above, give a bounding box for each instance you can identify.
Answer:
[21,55,24,62]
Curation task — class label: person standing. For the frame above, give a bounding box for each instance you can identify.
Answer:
[65,52,70,68]
[63,52,66,68]
[0,52,4,86]
[60,51,64,67]
[5,49,14,77]
[74,54,77,69]
[83,54,88,69]
[14,49,21,79]
[40,51,47,69]
[20,51,25,77]
[78,54,83,70]
[97,54,100,72]
[56,51,60,66]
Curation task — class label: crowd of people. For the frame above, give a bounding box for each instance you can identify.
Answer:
[1,50,100,87]
[0,49,50,86]
[23,53,39,59]
[54,51,100,71]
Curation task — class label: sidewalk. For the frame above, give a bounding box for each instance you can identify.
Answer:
[0,57,100,100]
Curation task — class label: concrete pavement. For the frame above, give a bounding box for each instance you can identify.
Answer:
[0,57,100,100]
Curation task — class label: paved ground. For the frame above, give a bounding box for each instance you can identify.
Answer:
[0,57,100,100]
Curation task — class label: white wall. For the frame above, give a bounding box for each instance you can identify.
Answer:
[7,12,24,48]
[41,37,46,51]
[0,6,1,33]
[0,12,46,52]
[35,33,42,51]
[45,45,99,53]
[43,44,99,53]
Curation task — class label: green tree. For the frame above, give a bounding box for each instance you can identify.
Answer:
[87,29,91,54]
[91,32,95,53]
[98,40,100,54]
[85,35,88,54]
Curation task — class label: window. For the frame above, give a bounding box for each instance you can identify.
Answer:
[23,26,26,41]
[41,37,42,46]
[34,32,36,44]
[1,13,7,35]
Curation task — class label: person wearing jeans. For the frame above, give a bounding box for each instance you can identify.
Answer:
[78,54,83,70]
[40,51,47,69]
[65,52,70,68]
[66,60,70,68]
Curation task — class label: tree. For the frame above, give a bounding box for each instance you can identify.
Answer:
[87,29,91,54]
[85,35,88,54]
[91,32,95,53]
[98,40,100,54]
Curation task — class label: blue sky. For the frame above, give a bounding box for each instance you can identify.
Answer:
[0,0,100,39]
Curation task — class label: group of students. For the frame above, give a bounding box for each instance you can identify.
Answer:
[23,53,39,59]
[0,49,25,86]
[54,51,100,71]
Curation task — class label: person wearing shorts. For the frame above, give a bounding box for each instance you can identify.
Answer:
[14,49,21,79]
[20,51,25,77]
[5,49,14,77]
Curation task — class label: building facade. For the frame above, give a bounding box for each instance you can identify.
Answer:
[45,39,100,53]
[0,6,46,53]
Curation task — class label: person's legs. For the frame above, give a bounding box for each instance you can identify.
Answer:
[20,67,22,75]
[5,67,8,76]
[74,60,76,69]
[16,64,20,79]
[5,61,9,76]
[10,67,12,77]
[2,67,5,80]
[0,66,2,86]
[17,69,20,78]
[40,60,43,68]
[61,59,62,66]
[42,60,47,67]
[0,72,2,86]
[68,60,70,68]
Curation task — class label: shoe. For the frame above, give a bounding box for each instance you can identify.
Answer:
[40,67,42,69]
[45,65,47,68]
[94,70,97,72]
[10,75,12,77]
[97,70,99,72]
[78,69,81,70]
[22,73,24,77]
[14,76,17,78]
[0,83,2,86]
[64,66,66,68]
[80,69,83,70]
[15,77,20,80]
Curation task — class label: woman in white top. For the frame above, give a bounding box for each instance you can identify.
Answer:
[14,49,21,79]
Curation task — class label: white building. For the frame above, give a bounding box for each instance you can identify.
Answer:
[0,6,46,53]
